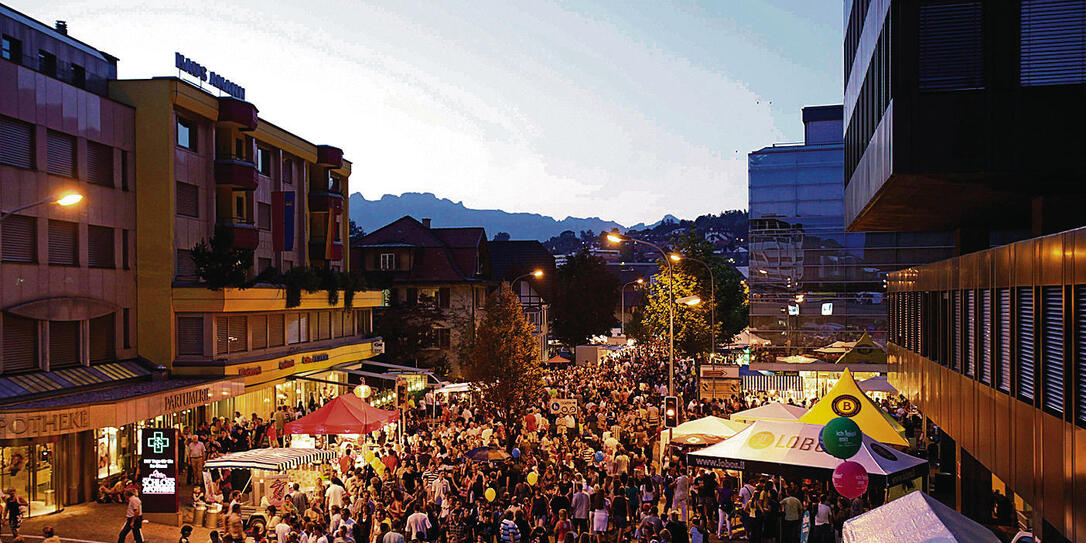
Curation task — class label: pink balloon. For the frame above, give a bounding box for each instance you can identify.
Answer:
[832,460,869,499]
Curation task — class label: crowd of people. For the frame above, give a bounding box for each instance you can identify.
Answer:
[101,345,928,543]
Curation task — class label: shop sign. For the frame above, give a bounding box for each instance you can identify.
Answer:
[139,428,178,513]
[238,366,262,377]
[279,359,295,370]
[174,52,246,99]
[373,340,385,355]
[699,365,739,379]
[302,353,329,364]
[549,398,577,416]
[0,409,90,438]
[162,388,211,413]
[692,456,745,470]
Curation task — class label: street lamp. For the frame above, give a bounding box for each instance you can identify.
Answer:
[0,191,84,222]
[620,278,644,335]
[607,233,676,396]
[671,253,717,358]
[676,295,701,306]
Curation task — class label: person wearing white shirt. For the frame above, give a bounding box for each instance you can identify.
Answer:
[405,508,431,541]
[326,481,346,509]
[275,519,292,543]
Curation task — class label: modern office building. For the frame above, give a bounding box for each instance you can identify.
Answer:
[747,105,953,363]
[849,1,1086,540]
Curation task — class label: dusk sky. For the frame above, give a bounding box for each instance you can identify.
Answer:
[25,1,842,225]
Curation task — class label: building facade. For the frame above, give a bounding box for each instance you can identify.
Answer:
[488,240,556,361]
[748,105,953,362]
[849,1,1086,540]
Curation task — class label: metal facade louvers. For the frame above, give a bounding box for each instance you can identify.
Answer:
[1020,0,1086,86]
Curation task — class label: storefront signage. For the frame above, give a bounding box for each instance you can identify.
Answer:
[279,359,295,370]
[699,365,739,379]
[744,430,825,453]
[549,398,578,416]
[238,366,263,377]
[139,428,178,513]
[174,52,246,99]
[691,456,745,470]
[373,340,385,355]
[163,388,210,413]
[0,409,89,438]
[302,353,329,364]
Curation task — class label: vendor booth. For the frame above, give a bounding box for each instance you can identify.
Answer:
[799,368,908,447]
[687,420,927,491]
[662,415,749,449]
[858,375,899,395]
[284,393,399,435]
[842,491,1001,543]
[730,402,808,424]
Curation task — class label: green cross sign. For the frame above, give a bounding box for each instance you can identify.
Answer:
[147,431,170,454]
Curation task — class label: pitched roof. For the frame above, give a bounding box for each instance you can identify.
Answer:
[355,216,488,283]
[488,241,555,281]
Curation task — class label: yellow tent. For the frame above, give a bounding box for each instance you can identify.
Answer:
[799,368,908,446]
[834,332,887,365]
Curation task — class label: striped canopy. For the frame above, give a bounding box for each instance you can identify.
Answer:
[204,448,336,471]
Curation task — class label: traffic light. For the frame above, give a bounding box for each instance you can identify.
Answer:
[664,396,680,428]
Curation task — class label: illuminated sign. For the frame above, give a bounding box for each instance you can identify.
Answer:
[279,359,295,370]
[821,302,833,315]
[788,304,799,315]
[302,353,329,364]
[174,52,246,100]
[238,366,262,377]
[139,428,178,513]
[163,388,210,413]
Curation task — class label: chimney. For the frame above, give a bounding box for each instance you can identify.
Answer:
[55,21,68,35]
[421,218,432,228]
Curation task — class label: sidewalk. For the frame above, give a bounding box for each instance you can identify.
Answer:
[2,502,210,543]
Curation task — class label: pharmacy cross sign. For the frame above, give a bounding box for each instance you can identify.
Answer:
[147,431,170,454]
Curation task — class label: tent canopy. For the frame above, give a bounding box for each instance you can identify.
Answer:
[204,448,336,471]
[545,355,571,364]
[859,375,899,394]
[727,328,772,347]
[842,491,1000,543]
[834,332,887,365]
[730,402,808,424]
[688,420,927,486]
[437,382,471,394]
[775,354,820,364]
[799,368,909,447]
[284,393,399,435]
[670,416,749,439]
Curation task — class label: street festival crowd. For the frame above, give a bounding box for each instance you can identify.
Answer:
[99,346,929,543]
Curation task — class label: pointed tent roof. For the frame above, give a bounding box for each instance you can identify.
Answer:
[545,355,571,364]
[730,402,808,424]
[834,332,887,364]
[842,491,1000,542]
[859,375,899,394]
[284,393,399,435]
[670,415,750,439]
[799,368,908,446]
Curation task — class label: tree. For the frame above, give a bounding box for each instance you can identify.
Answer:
[633,267,712,356]
[671,232,748,345]
[550,250,620,347]
[349,220,366,245]
[190,224,256,290]
[374,302,448,370]
[493,232,511,241]
[460,284,543,441]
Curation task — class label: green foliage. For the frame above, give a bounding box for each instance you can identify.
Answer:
[190,224,255,291]
[460,284,543,441]
[637,267,712,356]
[282,267,321,308]
[550,250,620,347]
[341,271,367,309]
[374,301,447,368]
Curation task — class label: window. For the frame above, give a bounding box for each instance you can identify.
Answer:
[176,117,197,150]
[434,328,451,349]
[380,253,396,270]
[46,130,76,178]
[215,316,247,355]
[257,146,272,176]
[120,151,129,191]
[1,35,22,62]
[1040,286,1064,414]
[2,313,38,374]
[981,290,992,385]
[918,1,984,90]
[287,313,302,345]
[48,220,78,266]
[316,311,331,341]
[998,288,1012,393]
[342,311,353,338]
[176,249,197,281]
[1075,286,1086,427]
[121,230,129,270]
[70,64,85,89]
[282,158,293,184]
[1020,0,1086,86]
[1,214,36,263]
[268,314,285,347]
[49,320,81,369]
[176,182,199,217]
[332,311,344,338]
[176,315,204,356]
[122,308,131,349]
[258,202,271,230]
[86,141,114,187]
[38,50,56,77]
[966,290,976,378]
[1017,287,1036,402]
[356,309,372,337]
[439,287,451,309]
[89,314,115,363]
[87,225,114,268]
[283,259,294,271]
[952,291,961,372]
[251,315,268,350]
[0,115,34,168]
[234,193,246,222]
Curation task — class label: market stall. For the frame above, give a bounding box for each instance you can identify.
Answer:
[661,415,749,451]
[858,375,899,395]
[284,393,400,435]
[842,491,1000,543]
[799,368,909,447]
[730,402,808,424]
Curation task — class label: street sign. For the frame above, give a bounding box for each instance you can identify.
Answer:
[139,427,178,514]
[549,398,578,416]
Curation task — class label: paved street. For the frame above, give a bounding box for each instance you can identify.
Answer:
[3,503,208,543]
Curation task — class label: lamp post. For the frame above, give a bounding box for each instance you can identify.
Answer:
[671,253,716,359]
[0,192,83,222]
[607,233,676,396]
[620,278,644,335]
[510,269,544,291]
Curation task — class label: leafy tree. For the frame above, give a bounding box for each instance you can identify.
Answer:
[460,284,542,441]
[375,302,448,369]
[551,250,619,347]
[634,266,712,356]
[190,224,256,290]
[671,232,748,344]
[349,220,366,245]
[493,232,511,241]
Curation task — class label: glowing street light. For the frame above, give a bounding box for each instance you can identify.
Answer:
[676,295,702,306]
[620,277,644,335]
[0,191,84,222]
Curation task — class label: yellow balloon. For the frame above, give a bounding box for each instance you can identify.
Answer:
[363,450,375,463]
[370,459,385,476]
[526,472,538,486]
[484,488,497,502]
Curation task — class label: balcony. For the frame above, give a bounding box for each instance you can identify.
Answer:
[223,222,259,250]
[309,239,344,261]
[217,97,258,131]
[308,191,344,212]
[214,159,259,190]
[316,145,343,168]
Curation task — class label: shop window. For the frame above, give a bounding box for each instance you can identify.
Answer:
[88,225,114,268]
[2,313,38,374]
[0,115,34,169]
[49,321,81,369]
[1,214,36,263]
[89,314,115,363]
[176,316,204,356]
[86,141,113,187]
[47,220,78,266]
[251,315,268,350]
[176,182,199,217]
[46,130,76,178]
[268,314,285,347]
[176,117,197,151]
[96,428,126,480]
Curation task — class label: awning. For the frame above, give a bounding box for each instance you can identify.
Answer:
[204,448,337,471]
[0,361,154,404]
[669,416,749,440]
[742,373,803,392]
[730,402,808,423]
[436,382,471,394]
[545,355,571,364]
[843,491,1000,542]
[858,375,898,394]
[799,368,909,447]
[284,393,399,435]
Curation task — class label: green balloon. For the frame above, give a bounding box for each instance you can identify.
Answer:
[821,417,862,459]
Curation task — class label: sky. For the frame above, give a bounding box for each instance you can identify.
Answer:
[23,1,843,226]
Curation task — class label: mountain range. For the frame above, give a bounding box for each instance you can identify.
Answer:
[349,192,680,241]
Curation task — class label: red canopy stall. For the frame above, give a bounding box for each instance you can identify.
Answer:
[284,393,400,435]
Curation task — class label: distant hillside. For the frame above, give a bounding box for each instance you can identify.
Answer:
[349,192,627,241]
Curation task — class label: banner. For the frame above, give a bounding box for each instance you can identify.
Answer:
[139,428,178,513]
[271,191,296,252]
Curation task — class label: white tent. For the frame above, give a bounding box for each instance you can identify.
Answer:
[730,402,808,423]
[842,491,1000,542]
[672,416,750,439]
[204,448,336,471]
[687,420,927,487]
[858,375,899,394]
[775,354,821,364]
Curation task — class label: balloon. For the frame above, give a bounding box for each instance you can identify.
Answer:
[526,472,539,486]
[484,488,497,502]
[594,451,604,462]
[363,450,375,463]
[512,448,521,458]
[822,417,863,459]
[549,389,558,398]
[832,461,869,499]
[370,458,385,476]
